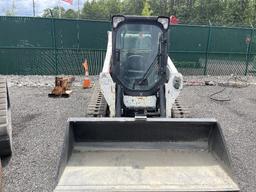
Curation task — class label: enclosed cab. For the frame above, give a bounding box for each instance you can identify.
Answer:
[111,16,169,95]
[100,15,183,117]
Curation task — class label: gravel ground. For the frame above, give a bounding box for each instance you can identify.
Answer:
[2,78,93,192]
[181,76,256,192]
[1,75,256,192]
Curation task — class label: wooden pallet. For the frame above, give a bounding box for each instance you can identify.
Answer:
[48,77,74,98]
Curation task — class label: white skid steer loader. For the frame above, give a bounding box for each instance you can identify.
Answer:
[54,15,239,192]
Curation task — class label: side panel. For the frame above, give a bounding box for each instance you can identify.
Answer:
[165,57,183,117]
[99,31,116,117]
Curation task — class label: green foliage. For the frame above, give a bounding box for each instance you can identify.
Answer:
[121,0,144,15]
[142,0,153,16]
[42,7,65,18]
[64,9,78,19]
[42,7,78,19]
[41,0,256,26]
[81,0,122,20]
[5,9,15,16]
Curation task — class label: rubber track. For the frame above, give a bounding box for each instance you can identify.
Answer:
[0,78,12,157]
[86,82,190,118]
[0,160,2,190]
[86,83,107,117]
[172,97,191,118]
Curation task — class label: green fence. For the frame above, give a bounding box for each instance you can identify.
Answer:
[0,16,256,76]
[0,48,106,75]
[169,24,256,75]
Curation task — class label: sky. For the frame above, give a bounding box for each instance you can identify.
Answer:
[0,0,86,16]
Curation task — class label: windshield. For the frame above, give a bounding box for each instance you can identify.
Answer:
[115,24,163,91]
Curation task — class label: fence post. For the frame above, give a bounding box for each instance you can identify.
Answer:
[245,25,253,75]
[50,10,58,76]
[76,19,80,49]
[204,21,212,75]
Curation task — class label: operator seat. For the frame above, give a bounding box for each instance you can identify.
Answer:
[126,55,144,79]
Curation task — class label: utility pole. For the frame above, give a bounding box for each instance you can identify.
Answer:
[32,0,35,17]
[58,0,61,18]
[12,0,16,15]
[78,0,80,19]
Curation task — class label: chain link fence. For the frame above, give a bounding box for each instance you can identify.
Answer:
[169,24,256,76]
[0,16,255,76]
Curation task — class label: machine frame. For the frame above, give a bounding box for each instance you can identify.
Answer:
[100,15,183,117]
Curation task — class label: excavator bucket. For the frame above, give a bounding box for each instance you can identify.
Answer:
[55,118,239,192]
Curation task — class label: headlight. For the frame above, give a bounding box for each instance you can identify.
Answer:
[173,76,181,89]
[112,16,125,28]
[157,17,169,30]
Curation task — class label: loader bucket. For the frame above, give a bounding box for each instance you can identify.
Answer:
[55,118,239,192]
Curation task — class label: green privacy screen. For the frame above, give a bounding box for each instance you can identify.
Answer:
[0,16,255,76]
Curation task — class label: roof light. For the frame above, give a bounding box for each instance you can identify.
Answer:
[112,16,125,28]
[157,17,169,30]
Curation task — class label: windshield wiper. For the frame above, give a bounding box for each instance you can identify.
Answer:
[136,34,163,86]
[132,34,164,89]
[132,55,159,89]
[137,54,160,85]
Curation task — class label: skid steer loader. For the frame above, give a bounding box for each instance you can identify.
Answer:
[54,16,239,191]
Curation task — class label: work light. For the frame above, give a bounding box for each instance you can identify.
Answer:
[157,17,169,30]
[112,16,125,28]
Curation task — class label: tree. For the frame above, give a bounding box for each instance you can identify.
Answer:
[223,0,250,26]
[63,9,77,19]
[5,9,15,16]
[121,0,144,15]
[142,0,153,16]
[148,0,171,16]
[246,0,256,25]
[81,0,108,19]
[41,0,256,26]
[105,0,122,17]
[42,7,65,18]
[81,0,122,20]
